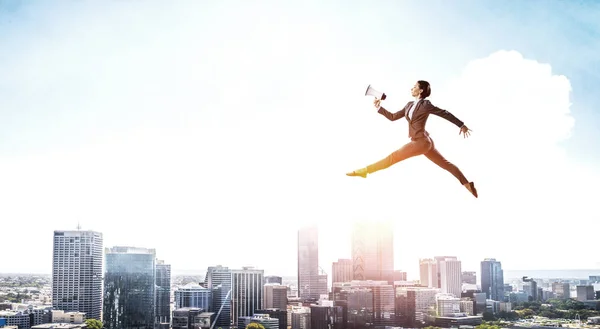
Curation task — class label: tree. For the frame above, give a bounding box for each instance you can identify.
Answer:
[516,308,535,319]
[245,323,266,329]
[497,311,519,321]
[476,324,500,329]
[482,311,496,321]
[85,319,103,329]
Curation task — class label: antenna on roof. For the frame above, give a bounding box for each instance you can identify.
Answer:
[77,222,81,230]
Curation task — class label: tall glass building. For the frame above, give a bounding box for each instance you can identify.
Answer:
[298,226,320,301]
[351,221,394,284]
[155,260,171,325]
[204,265,231,328]
[481,258,504,301]
[103,246,156,329]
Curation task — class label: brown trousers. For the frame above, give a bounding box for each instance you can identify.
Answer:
[366,136,469,185]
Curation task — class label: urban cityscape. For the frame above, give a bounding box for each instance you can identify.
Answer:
[1,223,599,329]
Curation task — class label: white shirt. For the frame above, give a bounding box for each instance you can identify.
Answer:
[406,98,421,120]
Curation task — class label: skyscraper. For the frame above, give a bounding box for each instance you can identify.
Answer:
[52,230,103,320]
[204,265,232,328]
[419,259,438,288]
[480,258,504,301]
[155,260,171,325]
[439,257,462,298]
[298,226,320,300]
[434,256,455,288]
[351,221,394,283]
[231,267,264,327]
[103,246,156,329]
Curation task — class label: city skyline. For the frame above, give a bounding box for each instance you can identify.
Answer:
[2,1,600,277]
[4,226,598,281]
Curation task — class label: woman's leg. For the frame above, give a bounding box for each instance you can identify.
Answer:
[423,146,478,197]
[347,139,431,178]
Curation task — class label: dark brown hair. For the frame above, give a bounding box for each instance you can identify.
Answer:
[417,80,431,99]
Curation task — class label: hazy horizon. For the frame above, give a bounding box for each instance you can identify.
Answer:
[3,268,599,280]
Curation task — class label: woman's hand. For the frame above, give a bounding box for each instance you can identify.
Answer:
[460,125,472,138]
[374,98,381,109]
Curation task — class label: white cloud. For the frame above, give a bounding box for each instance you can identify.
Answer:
[403,50,597,271]
[432,50,574,188]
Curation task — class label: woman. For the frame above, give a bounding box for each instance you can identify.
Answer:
[346,80,478,198]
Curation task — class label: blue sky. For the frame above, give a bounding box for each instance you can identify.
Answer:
[2,0,598,161]
[1,1,599,277]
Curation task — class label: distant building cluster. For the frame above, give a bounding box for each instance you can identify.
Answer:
[1,224,600,329]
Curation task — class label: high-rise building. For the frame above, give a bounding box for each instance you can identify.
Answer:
[52,230,103,320]
[434,256,455,288]
[551,282,570,299]
[351,221,394,283]
[439,257,462,298]
[523,280,538,301]
[419,259,438,288]
[332,259,353,284]
[204,265,232,328]
[576,285,595,301]
[231,267,264,327]
[480,258,504,301]
[103,246,156,329]
[264,284,288,310]
[298,226,320,301]
[155,260,171,324]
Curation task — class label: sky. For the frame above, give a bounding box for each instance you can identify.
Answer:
[1,0,599,280]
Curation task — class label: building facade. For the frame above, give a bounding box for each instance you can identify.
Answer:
[480,258,504,301]
[52,230,103,320]
[103,246,156,329]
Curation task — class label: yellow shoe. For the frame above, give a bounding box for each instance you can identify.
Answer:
[346,167,368,178]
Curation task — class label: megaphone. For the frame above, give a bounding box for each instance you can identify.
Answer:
[365,85,386,100]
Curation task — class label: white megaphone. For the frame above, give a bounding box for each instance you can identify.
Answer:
[365,85,386,100]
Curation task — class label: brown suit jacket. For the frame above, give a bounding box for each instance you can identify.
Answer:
[377,99,464,139]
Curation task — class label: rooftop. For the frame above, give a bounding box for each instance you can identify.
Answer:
[32,324,87,329]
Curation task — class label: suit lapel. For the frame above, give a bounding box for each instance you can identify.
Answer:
[408,100,422,123]
[405,102,412,123]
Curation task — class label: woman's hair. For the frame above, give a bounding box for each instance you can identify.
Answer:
[417,80,431,98]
